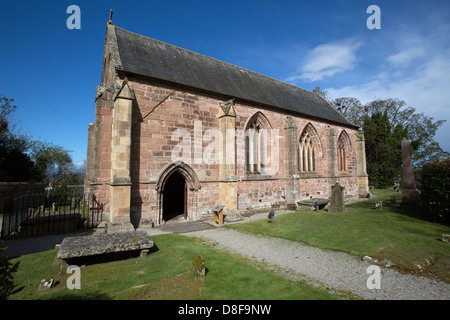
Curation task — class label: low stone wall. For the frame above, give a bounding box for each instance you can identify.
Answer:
[0,182,46,214]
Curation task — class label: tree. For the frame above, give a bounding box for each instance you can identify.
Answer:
[0,96,36,181]
[30,141,74,184]
[420,159,450,224]
[333,97,364,125]
[0,96,19,135]
[329,96,448,187]
[364,99,447,167]
[331,97,449,167]
[363,111,407,188]
[0,95,77,184]
[0,136,36,181]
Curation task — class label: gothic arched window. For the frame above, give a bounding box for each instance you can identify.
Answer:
[337,131,350,172]
[245,112,271,174]
[298,123,320,173]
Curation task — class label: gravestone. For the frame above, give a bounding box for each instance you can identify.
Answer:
[268,211,275,223]
[192,255,206,276]
[38,279,54,293]
[329,183,345,212]
[401,138,420,204]
[375,200,383,209]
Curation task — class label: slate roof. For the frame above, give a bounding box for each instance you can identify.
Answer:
[110,25,357,128]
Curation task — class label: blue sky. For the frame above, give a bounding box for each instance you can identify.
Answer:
[1,0,449,166]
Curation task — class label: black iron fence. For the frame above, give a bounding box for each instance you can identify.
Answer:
[1,190,103,240]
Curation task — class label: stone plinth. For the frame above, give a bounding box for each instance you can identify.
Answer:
[57,231,154,260]
[213,204,225,225]
[355,132,369,198]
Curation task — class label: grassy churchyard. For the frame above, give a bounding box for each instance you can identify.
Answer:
[230,189,450,283]
[5,189,450,300]
[7,234,341,300]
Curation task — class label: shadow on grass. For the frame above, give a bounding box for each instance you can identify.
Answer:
[386,201,450,226]
[44,291,112,300]
[63,244,160,267]
[350,191,449,226]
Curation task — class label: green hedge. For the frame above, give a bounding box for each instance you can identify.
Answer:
[421,159,450,224]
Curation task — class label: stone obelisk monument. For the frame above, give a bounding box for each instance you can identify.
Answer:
[401,138,420,204]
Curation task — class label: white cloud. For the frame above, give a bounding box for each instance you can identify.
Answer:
[326,50,450,152]
[387,47,426,67]
[327,50,450,111]
[281,17,450,151]
[286,39,362,82]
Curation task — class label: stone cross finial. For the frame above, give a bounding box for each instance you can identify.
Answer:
[108,9,113,24]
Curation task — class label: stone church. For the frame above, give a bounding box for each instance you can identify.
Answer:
[84,18,369,231]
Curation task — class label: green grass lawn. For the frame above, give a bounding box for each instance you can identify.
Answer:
[8,234,342,300]
[228,190,450,283]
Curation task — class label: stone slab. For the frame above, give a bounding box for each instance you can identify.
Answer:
[57,231,154,259]
[297,198,329,211]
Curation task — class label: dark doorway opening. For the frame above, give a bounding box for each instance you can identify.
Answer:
[163,170,187,222]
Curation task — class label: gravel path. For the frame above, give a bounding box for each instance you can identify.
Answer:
[183,226,450,300]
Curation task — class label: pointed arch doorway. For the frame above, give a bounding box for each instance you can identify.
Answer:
[156,161,201,225]
[162,170,187,222]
